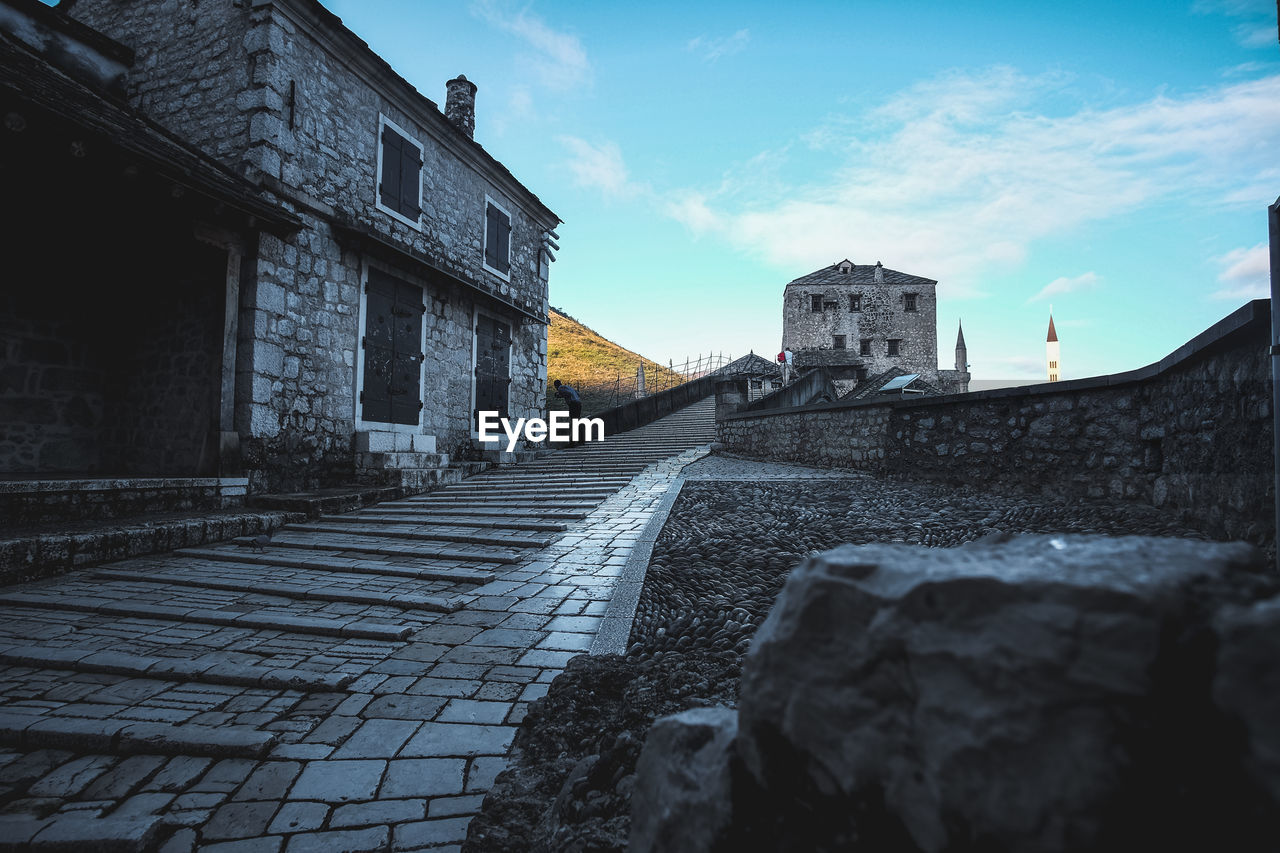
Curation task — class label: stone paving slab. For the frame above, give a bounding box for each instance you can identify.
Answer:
[282,523,554,550]
[0,594,410,642]
[336,514,569,532]
[91,570,466,613]
[227,535,525,565]
[174,549,497,585]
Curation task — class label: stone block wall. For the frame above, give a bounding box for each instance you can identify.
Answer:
[69,0,252,167]
[0,297,104,473]
[720,301,1273,544]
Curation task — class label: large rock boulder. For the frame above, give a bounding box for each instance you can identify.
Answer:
[1214,594,1280,804]
[734,534,1271,852]
[629,706,738,853]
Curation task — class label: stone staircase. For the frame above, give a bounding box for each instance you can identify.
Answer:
[0,396,717,849]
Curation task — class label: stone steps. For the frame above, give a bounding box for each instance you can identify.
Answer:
[0,712,279,758]
[0,592,411,641]
[369,506,589,521]
[0,645,355,692]
[283,521,555,549]
[404,495,601,508]
[92,568,467,612]
[438,486,619,499]
[176,547,498,584]
[229,533,525,564]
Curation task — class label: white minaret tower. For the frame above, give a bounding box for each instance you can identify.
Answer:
[1046,312,1060,382]
[955,320,968,372]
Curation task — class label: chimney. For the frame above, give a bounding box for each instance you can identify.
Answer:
[874,261,884,284]
[445,75,477,139]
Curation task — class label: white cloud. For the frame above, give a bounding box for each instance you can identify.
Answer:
[558,136,639,199]
[1194,0,1276,48]
[663,69,1280,296]
[1211,243,1270,300]
[1234,23,1276,48]
[1027,271,1101,303]
[470,0,589,92]
[687,29,750,62]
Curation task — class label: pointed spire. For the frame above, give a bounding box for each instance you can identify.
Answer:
[1047,314,1058,343]
[956,319,966,349]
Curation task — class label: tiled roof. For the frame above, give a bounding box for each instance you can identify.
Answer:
[1047,315,1058,342]
[785,260,937,288]
[715,353,783,378]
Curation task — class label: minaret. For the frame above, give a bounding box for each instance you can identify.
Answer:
[1046,313,1060,382]
[955,320,968,372]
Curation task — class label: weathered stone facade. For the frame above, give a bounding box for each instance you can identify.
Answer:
[67,0,559,492]
[722,300,1273,545]
[781,259,968,395]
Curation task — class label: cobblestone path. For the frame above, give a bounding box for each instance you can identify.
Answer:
[0,399,716,852]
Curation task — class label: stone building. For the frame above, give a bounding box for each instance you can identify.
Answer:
[1,0,559,493]
[781,259,969,396]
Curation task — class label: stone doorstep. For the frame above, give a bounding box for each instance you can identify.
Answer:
[333,513,569,533]
[0,713,278,758]
[354,430,437,454]
[281,522,555,550]
[179,546,498,584]
[0,646,354,693]
[0,592,411,642]
[90,569,467,613]
[226,534,524,564]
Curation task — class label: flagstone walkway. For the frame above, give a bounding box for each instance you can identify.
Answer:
[0,399,716,851]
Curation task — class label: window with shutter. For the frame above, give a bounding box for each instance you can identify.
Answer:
[483,198,512,279]
[377,117,423,227]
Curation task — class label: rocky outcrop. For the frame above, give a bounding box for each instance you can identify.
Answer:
[630,534,1280,852]
[629,707,738,853]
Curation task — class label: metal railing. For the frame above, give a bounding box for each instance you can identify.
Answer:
[546,352,735,416]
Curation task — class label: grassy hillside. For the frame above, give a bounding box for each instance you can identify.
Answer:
[546,308,682,415]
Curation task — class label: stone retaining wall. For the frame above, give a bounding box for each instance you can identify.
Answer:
[718,300,1273,544]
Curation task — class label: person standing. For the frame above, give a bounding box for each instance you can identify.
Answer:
[782,347,794,384]
[552,380,582,445]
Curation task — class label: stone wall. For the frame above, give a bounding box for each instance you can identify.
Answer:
[719,301,1273,544]
[100,261,223,477]
[68,0,253,167]
[1,232,226,477]
[0,294,105,473]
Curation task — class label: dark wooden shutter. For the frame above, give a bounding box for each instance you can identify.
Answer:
[484,204,501,270]
[494,212,511,274]
[380,127,403,214]
[398,141,422,220]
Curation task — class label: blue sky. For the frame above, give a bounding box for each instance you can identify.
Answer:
[322,0,1279,383]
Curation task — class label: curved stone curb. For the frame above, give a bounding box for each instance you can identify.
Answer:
[589,477,689,656]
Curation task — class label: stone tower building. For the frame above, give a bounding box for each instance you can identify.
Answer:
[6,0,564,493]
[1047,314,1060,382]
[781,259,969,395]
